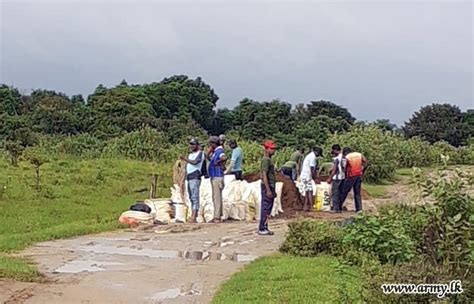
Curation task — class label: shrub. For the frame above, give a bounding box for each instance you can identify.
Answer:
[102,127,173,162]
[280,220,343,257]
[55,133,105,159]
[326,126,399,182]
[341,213,417,264]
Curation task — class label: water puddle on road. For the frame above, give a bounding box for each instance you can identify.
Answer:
[78,244,256,262]
[54,260,123,273]
[148,288,181,301]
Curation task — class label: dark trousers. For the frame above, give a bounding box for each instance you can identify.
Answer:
[341,176,362,212]
[281,167,294,181]
[232,170,243,181]
[331,180,344,211]
[259,186,275,231]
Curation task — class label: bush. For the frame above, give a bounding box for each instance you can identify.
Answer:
[341,213,417,264]
[102,127,174,162]
[55,133,105,159]
[280,221,343,257]
[326,126,399,182]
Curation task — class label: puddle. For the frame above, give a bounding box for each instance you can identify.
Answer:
[79,244,257,262]
[148,288,181,301]
[54,260,123,273]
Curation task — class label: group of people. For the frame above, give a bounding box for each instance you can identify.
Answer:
[281,144,368,214]
[180,135,243,223]
[180,135,368,236]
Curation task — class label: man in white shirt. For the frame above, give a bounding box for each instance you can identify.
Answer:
[300,147,322,211]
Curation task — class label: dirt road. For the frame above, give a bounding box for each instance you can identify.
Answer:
[1,220,289,304]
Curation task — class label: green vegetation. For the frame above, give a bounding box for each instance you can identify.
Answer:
[0,255,42,282]
[0,155,170,280]
[213,255,362,303]
[278,167,473,302]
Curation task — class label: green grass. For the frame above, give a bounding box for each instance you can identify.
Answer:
[0,155,172,280]
[363,184,389,198]
[0,255,42,282]
[213,255,362,303]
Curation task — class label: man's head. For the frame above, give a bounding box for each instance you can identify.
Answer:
[209,136,220,149]
[189,138,199,151]
[219,134,226,146]
[331,144,341,157]
[342,147,352,156]
[228,139,237,149]
[263,140,277,156]
[312,146,323,157]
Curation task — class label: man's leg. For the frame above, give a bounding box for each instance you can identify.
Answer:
[353,176,362,212]
[340,177,355,210]
[331,180,342,211]
[259,186,275,232]
[211,178,221,221]
[218,177,225,218]
[188,179,200,221]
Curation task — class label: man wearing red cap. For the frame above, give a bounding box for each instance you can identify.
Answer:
[259,140,277,235]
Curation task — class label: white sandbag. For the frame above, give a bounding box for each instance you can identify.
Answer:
[144,199,171,223]
[271,182,284,216]
[118,210,154,226]
[315,182,332,211]
[174,203,188,223]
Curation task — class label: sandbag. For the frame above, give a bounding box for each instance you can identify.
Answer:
[144,199,172,224]
[314,182,331,211]
[118,210,154,226]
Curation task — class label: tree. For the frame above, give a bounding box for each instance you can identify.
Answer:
[372,119,397,132]
[211,108,235,135]
[306,100,356,125]
[403,103,469,146]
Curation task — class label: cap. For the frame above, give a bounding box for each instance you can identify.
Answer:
[209,136,220,144]
[263,140,277,149]
[219,134,226,141]
[189,138,199,145]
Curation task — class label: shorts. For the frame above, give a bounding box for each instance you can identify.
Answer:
[301,178,313,192]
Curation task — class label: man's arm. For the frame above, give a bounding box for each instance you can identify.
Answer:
[327,159,339,183]
[180,152,203,165]
[362,155,369,174]
[225,150,237,174]
[261,159,273,198]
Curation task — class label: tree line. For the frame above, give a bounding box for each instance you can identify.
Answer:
[1,75,472,149]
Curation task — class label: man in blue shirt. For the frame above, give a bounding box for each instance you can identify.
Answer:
[225,139,244,180]
[180,138,204,223]
[207,136,227,223]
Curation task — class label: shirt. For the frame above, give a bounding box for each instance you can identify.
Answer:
[290,151,303,165]
[186,151,204,180]
[208,146,225,178]
[332,153,346,180]
[261,156,276,189]
[230,146,243,172]
[301,151,317,180]
[282,160,297,169]
[346,152,363,177]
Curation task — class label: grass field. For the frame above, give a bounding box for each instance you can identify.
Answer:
[0,155,171,280]
[213,254,362,303]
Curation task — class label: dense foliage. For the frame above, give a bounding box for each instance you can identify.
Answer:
[1,76,473,184]
[280,168,473,302]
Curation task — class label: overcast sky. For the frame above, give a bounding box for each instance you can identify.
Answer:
[1,0,472,124]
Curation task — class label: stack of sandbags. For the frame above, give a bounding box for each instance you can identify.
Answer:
[171,176,284,223]
[144,199,172,224]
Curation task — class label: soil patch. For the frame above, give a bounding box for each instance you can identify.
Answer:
[243,172,371,218]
